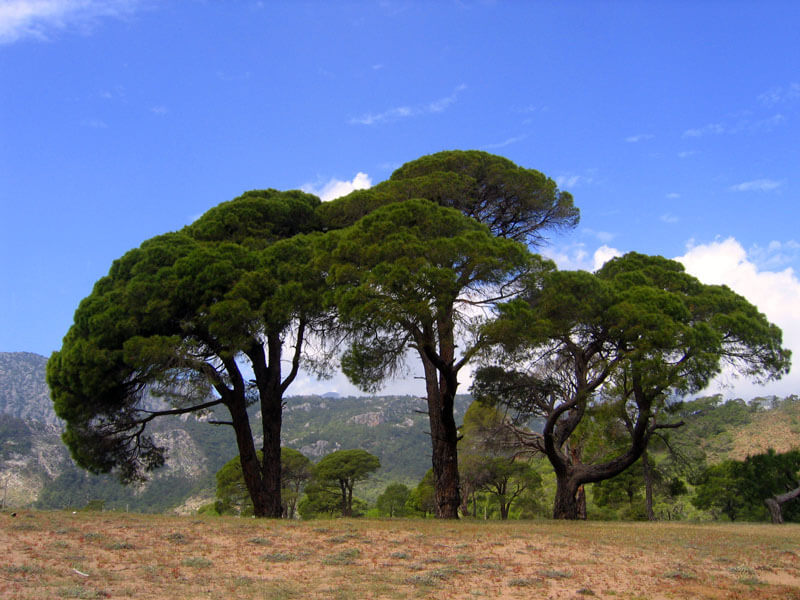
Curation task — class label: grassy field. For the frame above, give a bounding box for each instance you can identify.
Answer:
[2,510,799,599]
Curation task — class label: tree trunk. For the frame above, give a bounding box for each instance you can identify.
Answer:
[764,484,800,524]
[499,499,510,520]
[765,497,784,524]
[260,392,283,518]
[577,485,587,520]
[420,350,461,519]
[228,397,270,517]
[553,474,582,519]
[642,450,656,521]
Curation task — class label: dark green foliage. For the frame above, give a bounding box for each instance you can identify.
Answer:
[47,188,327,517]
[692,449,800,522]
[692,460,752,521]
[318,150,579,246]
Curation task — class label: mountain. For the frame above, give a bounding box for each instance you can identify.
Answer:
[0,352,61,427]
[0,351,469,511]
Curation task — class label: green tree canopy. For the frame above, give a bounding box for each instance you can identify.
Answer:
[47,189,327,517]
[317,150,579,246]
[474,252,791,519]
[313,449,380,517]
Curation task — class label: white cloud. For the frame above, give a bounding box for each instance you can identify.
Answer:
[676,238,800,399]
[349,84,466,125]
[660,213,679,224]
[592,245,622,271]
[625,133,654,143]
[541,243,590,271]
[302,172,372,202]
[729,179,783,193]
[0,0,143,44]
[677,150,697,159]
[150,105,167,116]
[665,192,681,199]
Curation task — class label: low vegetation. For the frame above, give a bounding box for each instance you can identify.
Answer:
[2,510,799,599]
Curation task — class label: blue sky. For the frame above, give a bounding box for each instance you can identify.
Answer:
[1,1,799,400]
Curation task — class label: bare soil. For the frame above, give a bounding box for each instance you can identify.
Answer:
[2,510,799,599]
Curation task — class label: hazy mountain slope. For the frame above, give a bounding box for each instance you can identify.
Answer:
[0,352,60,426]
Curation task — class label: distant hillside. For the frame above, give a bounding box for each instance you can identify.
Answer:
[672,394,800,464]
[0,350,470,510]
[0,352,60,426]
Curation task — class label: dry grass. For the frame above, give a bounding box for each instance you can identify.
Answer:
[2,510,800,599]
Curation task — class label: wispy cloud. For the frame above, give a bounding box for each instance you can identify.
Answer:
[660,213,679,224]
[729,179,783,193]
[677,150,697,159]
[682,122,726,138]
[555,170,596,190]
[683,114,785,138]
[583,228,616,244]
[625,133,654,143]
[749,239,800,270]
[302,172,372,202]
[150,105,167,116]
[665,192,681,199]
[758,82,800,106]
[0,0,145,44]
[482,134,527,150]
[349,84,466,126]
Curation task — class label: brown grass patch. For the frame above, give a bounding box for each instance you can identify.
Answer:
[2,510,799,599]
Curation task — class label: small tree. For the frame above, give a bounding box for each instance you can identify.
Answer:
[281,447,312,519]
[313,449,380,517]
[408,469,437,517]
[459,401,540,519]
[376,483,411,517]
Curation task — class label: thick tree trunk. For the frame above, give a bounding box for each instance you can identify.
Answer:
[499,499,510,520]
[765,497,784,524]
[421,353,461,519]
[260,392,283,518]
[430,408,461,518]
[553,474,583,520]
[228,397,271,517]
